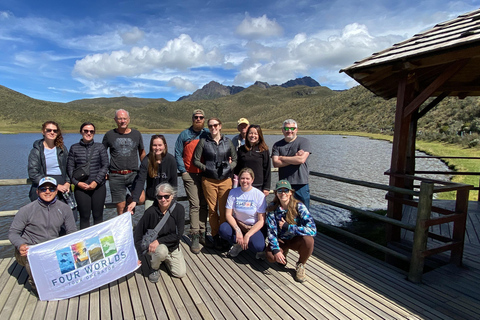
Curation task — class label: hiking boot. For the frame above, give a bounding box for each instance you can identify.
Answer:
[255,251,266,260]
[190,233,201,254]
[213,235,223,250]
[148,270,160,283]
[228,244,243,257]
[295,262,306,283]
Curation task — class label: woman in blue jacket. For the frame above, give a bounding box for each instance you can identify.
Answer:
[67,122,109,229]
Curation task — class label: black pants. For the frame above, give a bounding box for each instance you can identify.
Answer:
[74,184,106,229]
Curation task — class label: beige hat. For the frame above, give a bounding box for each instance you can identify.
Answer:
[237,118,249,126]
[193,109,205,117]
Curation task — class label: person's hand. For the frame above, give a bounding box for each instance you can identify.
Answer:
[57,183,69,193]
[278,217,286,229]
[77,182,89,190]
[274,251,286,265]
[148,240,159,253]
[126,201,137,214]
[19,244,29,257]
[137,260,142,266]
[263,189,270,197]
[89,181,98,190]
[296,149,305,156]
[242,234,251,251]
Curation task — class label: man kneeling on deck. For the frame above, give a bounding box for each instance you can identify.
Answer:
[134,183,186,282]
[8,177,77,294]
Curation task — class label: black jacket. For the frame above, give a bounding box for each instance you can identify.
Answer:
[67,139,109,186]
[235,145,271,192]
[28,139,69,201]
[193,134,237,180]
[134,201,185,258]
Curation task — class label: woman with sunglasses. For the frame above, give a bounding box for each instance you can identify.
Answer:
[134,183,186,282]
[266,180,317,283]
[235,124,271,197]
[219,168,267,257]
[67,122,109,229]
[193,117,237,249]
[127,135,177,213]
[28,121,71,202]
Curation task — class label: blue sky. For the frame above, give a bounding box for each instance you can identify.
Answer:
[1,1,479,102]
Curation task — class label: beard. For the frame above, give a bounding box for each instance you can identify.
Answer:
[192,122,204,131]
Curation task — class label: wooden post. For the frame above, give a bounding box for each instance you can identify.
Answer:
[408,181,434,283]
[451,188,469,265]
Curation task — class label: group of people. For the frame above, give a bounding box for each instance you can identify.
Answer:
[9,108,317,295]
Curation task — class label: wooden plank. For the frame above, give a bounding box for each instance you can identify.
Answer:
[160,267,190,319]
[118,276,135,320]
[109,281,123,319]
[18,291,40,320]
[66,296,79,319]
[133,269,157,320]
[138,257,168,319]
[77,292,89,320]
[99,284,111,320]
[0,263,28,319]
[8,286,32,320]
[44,300,59,320]
[0,260,23,311]
[88,288,100,320]
[126,272,145,319]
[54,299,69,320]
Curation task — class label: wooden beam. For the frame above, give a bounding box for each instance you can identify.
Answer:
[403,59,469,118]
[417,92,449,119]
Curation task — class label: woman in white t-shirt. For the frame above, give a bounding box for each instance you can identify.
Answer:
[219,167,267,257]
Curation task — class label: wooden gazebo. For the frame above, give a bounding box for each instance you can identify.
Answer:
[340,9,480,249]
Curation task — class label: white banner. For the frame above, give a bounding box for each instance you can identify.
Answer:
[28,213,139,301]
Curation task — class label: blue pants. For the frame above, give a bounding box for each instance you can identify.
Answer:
[219,222,266,253]
[291,184,310,210]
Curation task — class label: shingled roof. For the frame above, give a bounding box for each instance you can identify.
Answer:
[340,9,480,99]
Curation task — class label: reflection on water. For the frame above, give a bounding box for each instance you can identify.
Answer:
[0,133,451,258]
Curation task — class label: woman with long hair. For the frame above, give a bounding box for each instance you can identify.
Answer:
[127,134,177,213]
[193,117,237,249]
[266,180,317,283]
[235,124,271,196]
[67,122,109,229]
[28,121,71,202]
[219,167,267,257]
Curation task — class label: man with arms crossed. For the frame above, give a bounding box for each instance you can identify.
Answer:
[9,177,77,294]
[175,109,210,253]
[272,119,312,209]
[103,109,146,215]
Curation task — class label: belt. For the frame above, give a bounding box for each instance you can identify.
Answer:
[110,170,134,175]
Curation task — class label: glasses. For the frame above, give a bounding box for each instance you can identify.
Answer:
[82,130,95,134]
[208,123,219,128]
[193,116,204,120]
[39,186,57,192]
[283,127,296,132]
[45,129,58,133]
[276,188,290,194]
[156,194,171,200]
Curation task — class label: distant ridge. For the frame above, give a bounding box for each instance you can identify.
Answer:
[177,76,320,101]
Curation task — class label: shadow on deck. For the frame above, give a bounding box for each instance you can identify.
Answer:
[0,228,479,319]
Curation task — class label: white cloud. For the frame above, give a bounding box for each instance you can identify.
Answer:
[73,34,224,79]
[0,11,12,19]
[120,27,145,45]
[236,14,283,40]
[167,77,197,92]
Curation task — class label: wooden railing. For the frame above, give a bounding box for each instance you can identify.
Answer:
[1,169,474,283]
[309,171,472,283]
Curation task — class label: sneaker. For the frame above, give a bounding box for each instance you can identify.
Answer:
[148,270,160,283]
[190,233,201,254]
[255,251,266,260]
[228,244,243,257]
[295,263,306,283]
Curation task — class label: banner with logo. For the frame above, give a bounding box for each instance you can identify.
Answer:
[28,213,139,301]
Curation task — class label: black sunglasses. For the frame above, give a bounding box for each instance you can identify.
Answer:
[208,123,219,128]
[45,129,58,133]
[193,116,204,120]
[156,194,171,200]
[39,186,57,192]
[82,130,95,134]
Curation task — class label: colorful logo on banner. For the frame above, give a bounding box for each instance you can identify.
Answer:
[28,213,139,301]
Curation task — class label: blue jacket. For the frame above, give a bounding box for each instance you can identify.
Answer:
[174,126,209,174]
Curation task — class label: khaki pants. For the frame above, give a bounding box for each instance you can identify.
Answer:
[182,172,208,234]
[148,244,186,278]
[202,177,232,236]
[15,248,36,290]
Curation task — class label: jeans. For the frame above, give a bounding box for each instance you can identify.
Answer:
[291,184,310,209]
[219,222,266,253]
[182,172,208,234]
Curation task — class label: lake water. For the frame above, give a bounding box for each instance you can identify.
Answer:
[0,132,451,258]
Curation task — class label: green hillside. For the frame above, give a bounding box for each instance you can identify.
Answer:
[1,83,479,149]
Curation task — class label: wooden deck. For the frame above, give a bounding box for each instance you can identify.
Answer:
[1,229,479,319]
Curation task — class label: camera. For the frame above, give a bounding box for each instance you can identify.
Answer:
[215,161,229,169]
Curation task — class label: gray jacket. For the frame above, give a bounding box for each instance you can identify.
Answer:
[8,198,77,249]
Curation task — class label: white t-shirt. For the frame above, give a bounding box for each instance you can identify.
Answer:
[44,147,62,175]
[226,187,267,225]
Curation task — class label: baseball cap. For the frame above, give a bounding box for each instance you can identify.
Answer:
[38,176,58,187]
[193,109,205,117]
[275,180,293,191]
[237,118,249,126]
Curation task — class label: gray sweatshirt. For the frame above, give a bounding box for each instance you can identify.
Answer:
[8,198,77,249]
